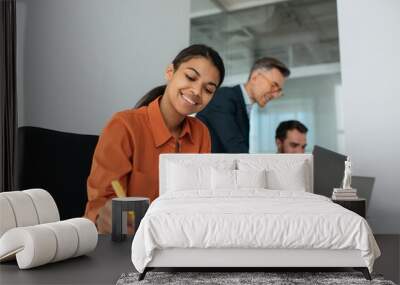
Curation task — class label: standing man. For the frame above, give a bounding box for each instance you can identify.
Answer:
[196,57,290,153]
[275,120,308,153]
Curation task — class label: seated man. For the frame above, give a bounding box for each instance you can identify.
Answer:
[275,120,308,153]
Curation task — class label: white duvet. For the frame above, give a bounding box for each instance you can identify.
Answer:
[131,190,380,273]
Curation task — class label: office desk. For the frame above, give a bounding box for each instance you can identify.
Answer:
[0,235,133,285]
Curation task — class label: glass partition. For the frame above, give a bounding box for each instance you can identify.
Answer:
[191,0,342,153]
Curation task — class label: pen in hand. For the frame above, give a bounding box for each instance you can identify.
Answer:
[111,180,135,221]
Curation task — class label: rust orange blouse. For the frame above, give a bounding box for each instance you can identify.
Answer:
[84,97,211,222]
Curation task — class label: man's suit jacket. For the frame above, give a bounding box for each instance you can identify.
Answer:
[196,85,249,153]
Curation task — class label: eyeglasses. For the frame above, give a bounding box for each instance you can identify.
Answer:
[258,72,284,98]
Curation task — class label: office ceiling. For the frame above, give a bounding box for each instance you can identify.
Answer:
[190,0,340,76]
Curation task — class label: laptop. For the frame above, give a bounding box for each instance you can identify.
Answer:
[312,145,346,198]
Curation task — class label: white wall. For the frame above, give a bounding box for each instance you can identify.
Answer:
[338,0,400,233]
[17,0,190,135]
[284,73,342,152]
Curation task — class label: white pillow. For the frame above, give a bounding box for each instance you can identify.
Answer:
[211,169,267,190]
[166,159,236,192]
[237,169,267,189]
[238,157,310,192]
[167,163,210,191]
[266,166,307,191]
[211,168,236,190]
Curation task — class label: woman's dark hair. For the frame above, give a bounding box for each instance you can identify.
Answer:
[134,44,225,108]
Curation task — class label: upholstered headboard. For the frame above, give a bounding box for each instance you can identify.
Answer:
[159,154,313,195]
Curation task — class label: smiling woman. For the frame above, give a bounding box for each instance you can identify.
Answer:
[84,44,225,234]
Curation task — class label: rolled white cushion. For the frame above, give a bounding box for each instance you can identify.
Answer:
[0,226,57,269]
[23,189,60,223]
[0,191,39,227]
[42,222,79,262]
[0,196,17,237]
[65,218,98,257]
[0,218,97,269]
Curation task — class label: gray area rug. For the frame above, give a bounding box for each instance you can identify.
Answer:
[116,271,396,285]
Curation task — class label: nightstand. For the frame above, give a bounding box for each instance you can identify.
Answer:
[332,198,366,218]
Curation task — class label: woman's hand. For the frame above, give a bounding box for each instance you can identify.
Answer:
[96,200,112,234]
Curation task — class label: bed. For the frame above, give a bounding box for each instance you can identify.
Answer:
[131,154,380,280]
